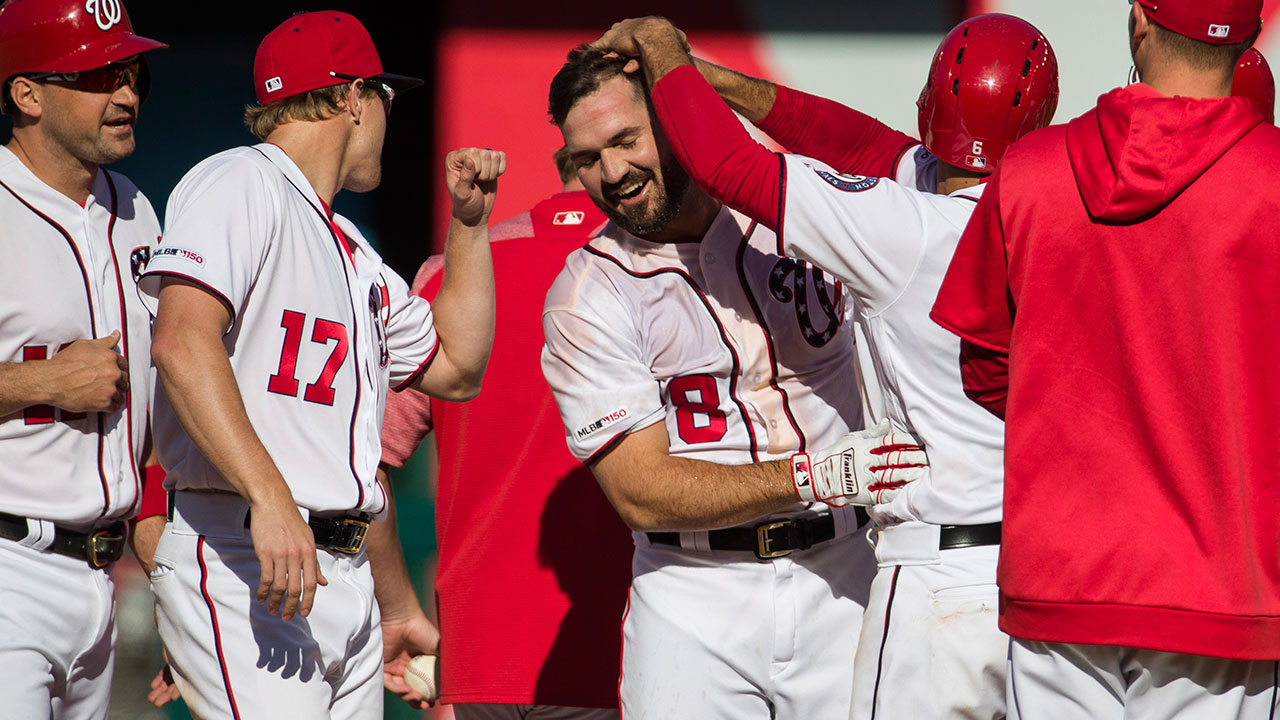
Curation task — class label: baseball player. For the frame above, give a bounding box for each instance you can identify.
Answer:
[0,0,166,717]
[377,146,632,718]
[932,0,1280,717]
[542,48,929,719]
[139,11,503,719]
[590,14,1057,718]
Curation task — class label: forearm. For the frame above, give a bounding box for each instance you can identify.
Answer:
[368,467,425,619]
[152,328,294,509]
[652,65,785,230]
[414,218,495,401]
[130,515,166,575]
[757,84,918,177]
[593,424,797,532]
[692,56,776,123]
[0,361,51,416]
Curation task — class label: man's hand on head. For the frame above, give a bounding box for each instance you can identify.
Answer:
[588,17,693,85]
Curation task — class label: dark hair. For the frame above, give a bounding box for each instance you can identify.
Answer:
[547,46,646,127]
[1151,22,1259,73]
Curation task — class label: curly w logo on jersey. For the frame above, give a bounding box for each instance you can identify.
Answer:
[815,170,879,193]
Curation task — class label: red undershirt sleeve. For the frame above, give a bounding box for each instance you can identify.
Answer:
[757,83,919,177]
[959,341,1009,420]
[652,65,785,231]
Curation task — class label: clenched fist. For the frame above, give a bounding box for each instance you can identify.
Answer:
[45,331,130,414]
[446,147,506,227]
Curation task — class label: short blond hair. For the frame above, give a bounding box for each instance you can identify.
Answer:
[243,81,379,139]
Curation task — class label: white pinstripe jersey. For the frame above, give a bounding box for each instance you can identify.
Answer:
[542,204,864,523]
[780,149,1005,526]
[0,147,157,528]
[140,143,438,516]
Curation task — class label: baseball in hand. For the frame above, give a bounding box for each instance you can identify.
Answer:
[404,653,439,702]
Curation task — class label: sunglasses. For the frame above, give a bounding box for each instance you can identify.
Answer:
[329,72,395,115]
[26,57,142,95]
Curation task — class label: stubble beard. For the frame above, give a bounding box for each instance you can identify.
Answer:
[602,153,692,238]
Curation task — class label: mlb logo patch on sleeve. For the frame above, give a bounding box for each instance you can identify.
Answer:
[153,246,205,266]
[554,211,585,226]
[815,170,879,193]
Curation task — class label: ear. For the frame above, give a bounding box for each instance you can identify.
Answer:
[8,77,43,119]
[1131,3,1152,44]
[348,80,367,124]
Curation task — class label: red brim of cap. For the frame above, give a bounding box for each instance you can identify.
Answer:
[34,34,168,74]
[372,72,424,93]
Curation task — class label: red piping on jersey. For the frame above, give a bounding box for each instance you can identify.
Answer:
[198,536,244,720]
[733,221,806,451]
[0,177,110,517]
[102,171,141,518]
[618,587,632,719]
[775,154,787,255]
[143,271,236,324]
[391,335,439,393]
[273,167,367,511]
[583,244,760,462]
[318,198,357,267]
[585,429,628,466]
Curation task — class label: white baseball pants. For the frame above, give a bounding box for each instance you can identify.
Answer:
[619,530,876,719]
[850,521,1007,720]
[1008,639,1280,719]
[151,491,384,720]
[0,538,116,720]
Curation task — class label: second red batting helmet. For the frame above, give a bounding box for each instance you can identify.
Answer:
[1233,48,1275,125]
[917,14,1059,173]
[0,0,166,85]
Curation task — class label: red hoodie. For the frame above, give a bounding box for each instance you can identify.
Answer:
[931,84,1280,659]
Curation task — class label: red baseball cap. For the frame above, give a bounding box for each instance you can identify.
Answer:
[1234,47,1275,124]
[1135,0,1263,45]
[253,10,423,105]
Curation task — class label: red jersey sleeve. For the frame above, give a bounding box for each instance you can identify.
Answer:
[959,340,1009,420]
[930,167,1015,353]
[134,464,168,522]
[652,65,784,231]
[758,83,919,178]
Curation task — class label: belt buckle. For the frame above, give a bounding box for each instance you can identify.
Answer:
[755,520,794,560]
[87,529,125,568]
[331,518,369,555]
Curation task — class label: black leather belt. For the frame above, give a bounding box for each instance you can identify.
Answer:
[939,522,1001,550]
[647,507,870,561]
[241,510,371,556]
[0,512,125,568]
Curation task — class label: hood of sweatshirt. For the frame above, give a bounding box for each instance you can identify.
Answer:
[1067,83,1262,222]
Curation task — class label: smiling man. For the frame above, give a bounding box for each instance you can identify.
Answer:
[0,0,167,717]
[540,49,928,719]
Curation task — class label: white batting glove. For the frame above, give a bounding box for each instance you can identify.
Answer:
[790,419,928,507]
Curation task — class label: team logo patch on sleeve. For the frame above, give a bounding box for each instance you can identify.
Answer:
[152,246,205,266]
[815,170,879,192]
[575,407,629,440]
[129,246,151,283]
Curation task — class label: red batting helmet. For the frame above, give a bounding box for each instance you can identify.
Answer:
[0,0,166,85]
[1233,48,1275,125]
[917,14,1059,173]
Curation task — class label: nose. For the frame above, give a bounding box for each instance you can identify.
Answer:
[600,149,629,186]
[112,82,140,108]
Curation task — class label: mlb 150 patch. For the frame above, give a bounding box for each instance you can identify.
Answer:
[815,170,879,193]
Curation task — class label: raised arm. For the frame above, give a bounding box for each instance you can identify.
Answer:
[589,17,784,229]
[693,57,917,177]
[410,148,505,401]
